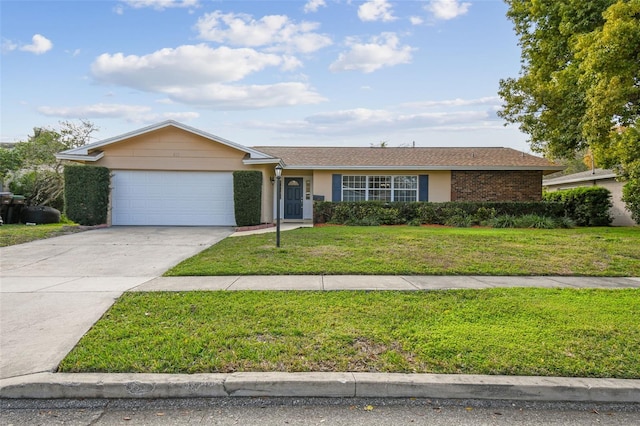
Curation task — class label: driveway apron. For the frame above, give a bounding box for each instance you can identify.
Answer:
[0,226,232,379]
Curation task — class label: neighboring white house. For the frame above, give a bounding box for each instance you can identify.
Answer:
[543,169,636,226]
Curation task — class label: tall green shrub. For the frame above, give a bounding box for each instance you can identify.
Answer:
[64,165,109,225]
[233,171,262,226]
[543,187,612,226]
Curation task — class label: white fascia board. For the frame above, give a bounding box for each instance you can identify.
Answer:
[59,120,272,160]
[242,158,282,165]
[55,152,104,162]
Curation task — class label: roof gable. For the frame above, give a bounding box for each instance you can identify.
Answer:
[56,120,274,161]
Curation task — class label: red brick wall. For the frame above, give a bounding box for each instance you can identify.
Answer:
[451,170,543,202]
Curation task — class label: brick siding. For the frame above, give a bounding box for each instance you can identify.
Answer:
[451,170,543,202]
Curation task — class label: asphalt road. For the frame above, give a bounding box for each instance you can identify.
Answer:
[2,398,639,426]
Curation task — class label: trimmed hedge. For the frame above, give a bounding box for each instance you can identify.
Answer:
[64,165,109,226]
[314,201,565,226]
[233,171,262,226]
[543,187,612,226]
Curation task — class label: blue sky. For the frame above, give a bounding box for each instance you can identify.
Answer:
[1,0,531,151]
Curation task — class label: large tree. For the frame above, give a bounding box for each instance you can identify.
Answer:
[499,0,640,221]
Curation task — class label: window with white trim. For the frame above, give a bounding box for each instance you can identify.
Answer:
[342,175,417,202]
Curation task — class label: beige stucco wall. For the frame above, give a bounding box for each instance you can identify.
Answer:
[544,179,636,226]
[94,126,250,171]
[309,170,452,202]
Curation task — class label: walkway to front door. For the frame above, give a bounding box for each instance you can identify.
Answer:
[284,177,303,219]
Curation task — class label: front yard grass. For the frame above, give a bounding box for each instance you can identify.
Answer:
[0,223,82,247]
[166,226,640,276]
[58,288,640,378]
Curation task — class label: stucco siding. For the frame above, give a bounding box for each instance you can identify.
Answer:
[427,171,451,202]
[95,126,250,171]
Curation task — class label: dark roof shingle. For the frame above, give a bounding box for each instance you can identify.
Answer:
[252,146,561,170]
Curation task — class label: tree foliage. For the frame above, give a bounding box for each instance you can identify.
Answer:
[499,0,640,222]
[0,120,98,209]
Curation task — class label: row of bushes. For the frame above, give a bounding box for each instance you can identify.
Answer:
[314,187,612,228]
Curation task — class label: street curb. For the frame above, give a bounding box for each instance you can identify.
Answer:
[1,373,639,403]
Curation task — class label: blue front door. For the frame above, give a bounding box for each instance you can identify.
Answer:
[284,178,303,219]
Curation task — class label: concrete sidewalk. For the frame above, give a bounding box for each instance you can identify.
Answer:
[133,275,640,292]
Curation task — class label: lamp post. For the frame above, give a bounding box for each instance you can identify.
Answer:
[275,164,282,248]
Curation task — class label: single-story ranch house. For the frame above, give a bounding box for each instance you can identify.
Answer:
[56,120,563,226]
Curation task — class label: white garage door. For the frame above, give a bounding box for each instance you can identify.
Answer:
[112,171,235,226]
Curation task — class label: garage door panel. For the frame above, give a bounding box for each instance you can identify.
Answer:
[112,171,236,226]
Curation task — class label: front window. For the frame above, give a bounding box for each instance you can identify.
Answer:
[342,175,366,201]
[368,176,391,201]
[342,175,417,202]
[394,176,418,202]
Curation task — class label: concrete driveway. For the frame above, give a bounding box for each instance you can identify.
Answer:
[0,226,232,379]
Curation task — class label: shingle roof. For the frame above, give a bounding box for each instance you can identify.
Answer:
[252,146,562,171]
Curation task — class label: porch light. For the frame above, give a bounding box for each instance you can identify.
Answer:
[275,165,283,247]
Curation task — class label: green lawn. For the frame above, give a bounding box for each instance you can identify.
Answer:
[166,226,640,276]
[0,223,83,247]
[58,288,640,378]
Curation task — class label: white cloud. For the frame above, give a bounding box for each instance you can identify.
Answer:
[306,108,487,130]
[164,82,327,109]
[329,33,414,73]
[410,16,424,25]
[195,11,332,54]
[400,96,501,109]
[37,103,152,118]
[19,34,53,54]
[304,0,326,13]
[121,0,199,11]
[91,44,290,90]
[36,103,200,123]
[358,0,396,22]
[307,108,391,124]
[130,111,200,123]
[2,38,18,53]
[426,0,471,20]
[90,44,325,109]
[243,96,504,140]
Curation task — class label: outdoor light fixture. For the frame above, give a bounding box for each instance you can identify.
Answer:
[275,164,283,248]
